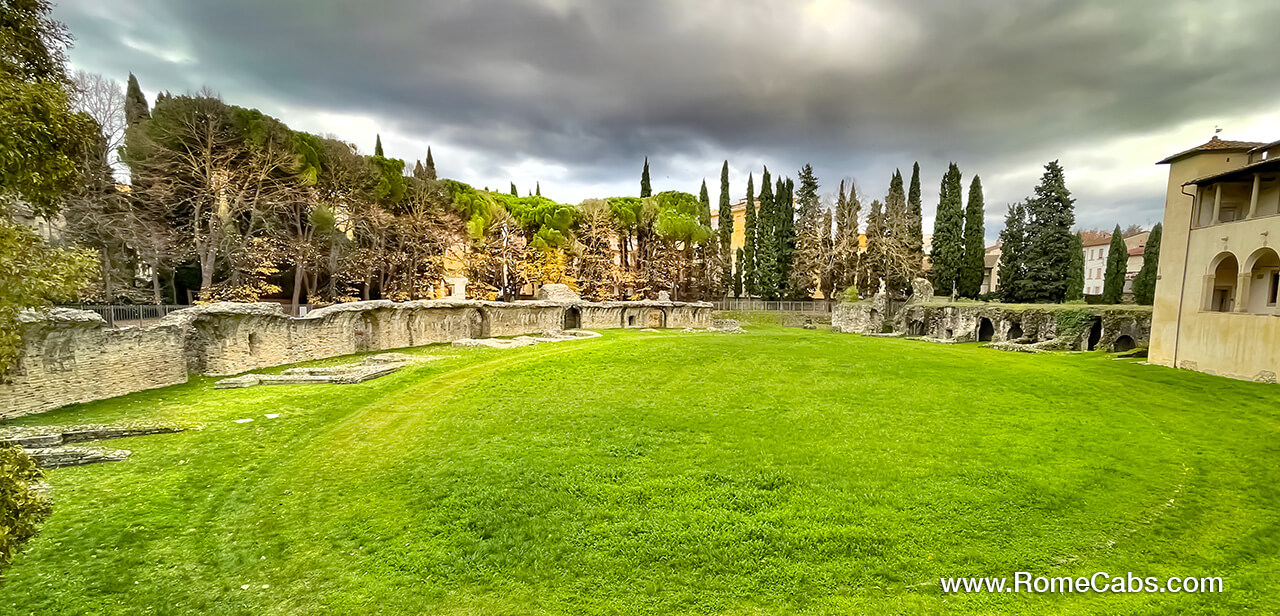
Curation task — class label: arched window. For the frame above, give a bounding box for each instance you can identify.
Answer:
[1205,253,1239,312]
[1244,248,1280,314]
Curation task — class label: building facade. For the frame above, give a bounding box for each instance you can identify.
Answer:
[1149,135,1280,381]
[1083,231,1150,296]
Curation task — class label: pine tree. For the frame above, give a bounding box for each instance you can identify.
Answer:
[997,200,1029,302]
[733,247,744,298]
[640,157,652,197]
[957,175,986,298]
[743,173,757,296]
[718,161,733,291]
[424,147,437,180]
[907,162,924,265]
[1101,225,1128,304]
[374,134,384,157]
[413,160,426,179]
[1023,161,1077,302]
[791,164,821,298]
[510,182,518,196]
[861,199,885,298]
[1066,232,1085,301]
[1131,223,1161,305]
[930,163,964,297]
[124,73,149,126]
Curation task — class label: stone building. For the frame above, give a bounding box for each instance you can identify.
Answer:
[1149,135,1280,381]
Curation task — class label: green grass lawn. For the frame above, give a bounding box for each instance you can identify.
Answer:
[2,326,1278,615]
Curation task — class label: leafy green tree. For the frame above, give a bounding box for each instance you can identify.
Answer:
[958,175,986,298]
[718,161,733,290]
[1066,232,1085,301]
[997,200,1029,302]
[124,72,149,127]
[640,157,651,197]
[930,164,964,296]
[0,445,51,567]
[1131,223,1162,305]
[743,173,756,296]
[1022,160,1077,302]
[1101,225,1128,304]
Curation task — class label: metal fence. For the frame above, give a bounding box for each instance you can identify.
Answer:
[59,304,189,328]
[712,299,834,313]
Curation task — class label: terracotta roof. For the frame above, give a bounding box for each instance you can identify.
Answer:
[1082,234,1111,247]
[1128,246,1145,257]
[1185,156,1280,186]
[1157,135,1266,164]
[1249,139,1280,153]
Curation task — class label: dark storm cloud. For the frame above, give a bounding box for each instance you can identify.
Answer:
[54,0,1280,228]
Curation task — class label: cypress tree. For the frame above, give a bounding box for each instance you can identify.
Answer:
[841,180,862,293]
[883,171,913,296]
[718,161,733,290]
[792,164,822,298]
[997,200,1029,302]
[957,175,986,298]
[1023,160,1077,302]
[699,179,710,225]
[1131,223,1162,305]
[374,134,384,157]
[536,182,541,197]
[907,162,924,264]
[778,177,798,298]
[124,73,149,126]
[861,199,885,298]
[930,164,964,297]
[1101,225,1128,304]
[424,147,437,180]
[756,167,777,299]
[1066,232,1085,301]
[743,173,757,296]
[733,247,744,298]
[640,157,652,197]
[510,182,518,196]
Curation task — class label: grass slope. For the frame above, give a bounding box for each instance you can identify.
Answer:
[1,327,1277,615]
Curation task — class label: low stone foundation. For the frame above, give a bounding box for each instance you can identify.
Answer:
[833,293,1152,352]
[1,294,713,418]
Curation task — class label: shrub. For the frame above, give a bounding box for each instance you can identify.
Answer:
[840,287,861,303]
[0,446,50,567]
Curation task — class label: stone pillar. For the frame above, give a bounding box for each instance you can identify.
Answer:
[1235,273,1252,313]
[1202,274,1217,311]
[1212,184,1222,224]
[1248,174,1262,219]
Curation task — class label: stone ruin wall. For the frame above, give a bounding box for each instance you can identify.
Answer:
[832,298,1152,352]
[2,298,713,419]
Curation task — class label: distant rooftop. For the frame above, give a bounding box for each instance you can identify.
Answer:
[1157,135,1266,165]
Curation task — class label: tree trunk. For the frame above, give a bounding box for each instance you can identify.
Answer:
[291,262,305,315]
[151,259,162,305]
[100,250,114,303]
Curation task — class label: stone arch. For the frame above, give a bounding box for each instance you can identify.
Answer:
[1007,321,1023,340]
[908,319,925,336]
[1243,247,1280,314]
[474,308,491,338]
[648,308,666,328]
[563,306,581,330]
[1205,252,1239,312]
[977,317,994,342]
[1113,334,1136,352]
[247,332,261,356]
[1087,317,1102,351]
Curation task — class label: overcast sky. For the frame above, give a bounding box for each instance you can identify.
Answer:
[55,0,1280,241]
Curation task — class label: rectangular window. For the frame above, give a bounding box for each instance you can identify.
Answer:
[1270,272,1278,306]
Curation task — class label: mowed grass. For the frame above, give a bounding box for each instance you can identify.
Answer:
[1,326,1278,615]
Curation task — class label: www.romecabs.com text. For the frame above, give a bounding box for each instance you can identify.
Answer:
[941,572,1223,594]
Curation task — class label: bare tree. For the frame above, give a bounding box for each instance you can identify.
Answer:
[69,71,126,177]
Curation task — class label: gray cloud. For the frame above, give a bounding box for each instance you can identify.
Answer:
[54,0,1280,233]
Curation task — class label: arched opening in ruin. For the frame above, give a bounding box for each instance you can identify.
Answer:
[1206,252,1239,312]
[1113,334,1136,352]
[908,320,926,336]
[1244,247,1280,314]
[625,312,636,327]
[977,318,994,342]
[648,309,666,328]
[1087,318,1102,351]
[1007,322,1023,340]
[475,308,491,338]
[564,306,581,330]
[247,332,260,356]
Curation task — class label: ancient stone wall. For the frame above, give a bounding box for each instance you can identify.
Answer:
[833,298,1152,352]
[2,297,714,418]
[0,310,188,418]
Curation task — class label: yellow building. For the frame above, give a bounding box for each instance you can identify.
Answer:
[1149,135,1280,381]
